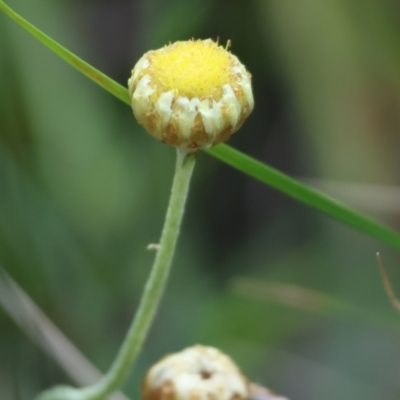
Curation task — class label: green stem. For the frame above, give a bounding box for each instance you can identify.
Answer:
[36,149,196,400]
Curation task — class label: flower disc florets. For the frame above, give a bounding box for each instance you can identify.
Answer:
[128,39,254,150]
[142,345,249,400]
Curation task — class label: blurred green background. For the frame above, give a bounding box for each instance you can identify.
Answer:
[2,0,400,399]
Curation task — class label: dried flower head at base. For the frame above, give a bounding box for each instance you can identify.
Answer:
[128,39,254,150]
[142,345,250,400]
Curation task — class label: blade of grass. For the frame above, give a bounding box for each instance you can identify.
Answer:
[0,268,131,400]
[0,0,131,105]
[207,145,400,250]
[1,1,400,251]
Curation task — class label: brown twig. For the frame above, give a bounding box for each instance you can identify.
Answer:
[376,252,400,312]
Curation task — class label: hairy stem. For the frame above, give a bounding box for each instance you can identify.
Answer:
[36,149,196,400]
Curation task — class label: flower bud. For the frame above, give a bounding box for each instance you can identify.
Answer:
[142,345,250,400]
[128,39,254,150]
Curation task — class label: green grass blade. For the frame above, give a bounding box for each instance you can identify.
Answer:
[1,1,400,251]
[207,145,400,251]
[0,1,131,106]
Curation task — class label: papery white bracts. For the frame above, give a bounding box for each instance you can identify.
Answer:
[128,40,254,150]
[142,345,249,400]
[142,346,289,400]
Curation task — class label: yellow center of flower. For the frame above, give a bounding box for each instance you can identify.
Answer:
[149,40,233,99]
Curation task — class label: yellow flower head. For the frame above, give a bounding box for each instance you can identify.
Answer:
[128,39,254,150]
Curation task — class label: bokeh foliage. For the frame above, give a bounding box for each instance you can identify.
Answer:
[1,0,400,399]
